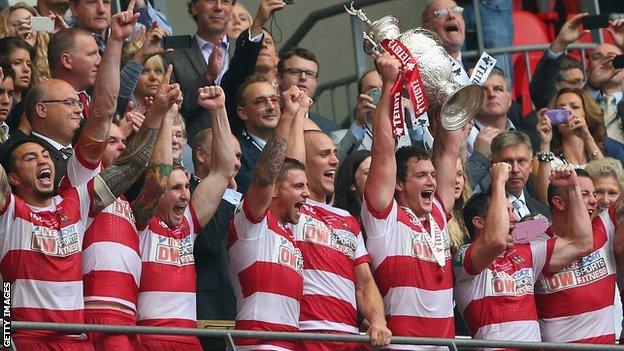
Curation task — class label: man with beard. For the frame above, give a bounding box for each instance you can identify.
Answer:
[135,85,236,350]
[228,86,307,351]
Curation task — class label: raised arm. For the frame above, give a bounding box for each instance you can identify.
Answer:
[191,86,237,227]
[468,163,512,273]
[78,0,139,164]
[93,65,181,212]
[614,195,624,264]
[548,166,594,272]
[0,163,9,211]
[431,125,463,213]
[244,87,302,220]
[286,96,312,163]
[131,103,176,228]
[364,54,401,212]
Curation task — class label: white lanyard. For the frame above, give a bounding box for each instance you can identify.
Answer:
[404,207,446,267]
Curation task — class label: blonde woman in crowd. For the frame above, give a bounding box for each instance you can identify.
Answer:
[226,3,252,41]
[0,2,50,82]
[586,157,624,214]
[448,158,472,253]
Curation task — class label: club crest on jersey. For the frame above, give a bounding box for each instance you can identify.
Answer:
[490,268,533,296]
[539,249,609,293]
[156,235,194,266]
[30,224,80,256]
[276,238,303,275]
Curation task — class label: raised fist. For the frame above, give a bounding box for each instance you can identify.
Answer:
[197,86,225,112]
[549,165,578,188]
[281,86,303,116]
[491,162,512,185]
[374,53,401,85]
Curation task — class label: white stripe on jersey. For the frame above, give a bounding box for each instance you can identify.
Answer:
[137,291,196,321]
[302,269,357,309]
[82,242,141,286]
[383,286,453,318]
[12,279,84,310]
[237,291,299,328]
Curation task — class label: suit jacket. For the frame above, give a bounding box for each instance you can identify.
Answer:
[167,30,262,142]
[466,150,552,220]
[191,176,237,349]
[309,112,339,134]
[234,131,262,196]
[604,99,624,164]
[529,51,565,110]
[29,133,69,188]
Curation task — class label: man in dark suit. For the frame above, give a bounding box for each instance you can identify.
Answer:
[191,128,242,351]
[233,75,281,195]
[277,48,339,133]
[166,0,285,142]
[467,130,552,220]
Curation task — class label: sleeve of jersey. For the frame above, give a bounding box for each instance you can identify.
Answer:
[61,144,101,188]
[530,237,556,276]
[453,243,479,278]
[433,194,452,227]
[353,220,371,266]
[0,193,14,247]
[186,203,203,235]
[360,193,397,240]
[233,199,268,241]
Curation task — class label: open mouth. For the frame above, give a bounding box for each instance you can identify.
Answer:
[444,23,460,34]
[173,203,187,215]
[323,170,335,182]
[36,169,52,186]
[421,189,434,204]
[588,208,596,217]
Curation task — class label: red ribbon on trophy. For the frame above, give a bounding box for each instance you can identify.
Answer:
[380,39,429,139]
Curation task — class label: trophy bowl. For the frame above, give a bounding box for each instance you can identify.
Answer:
[398,27,483,131]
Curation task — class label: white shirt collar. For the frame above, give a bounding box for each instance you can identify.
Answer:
[507,191,527,205]
[247,131,267,149]
[195,34,229,52]
[474,117,515,132]
[31,131,71,151]
[0,122,8,135]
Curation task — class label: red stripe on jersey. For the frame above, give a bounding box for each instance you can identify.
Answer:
[298,241,355,281]
[463,295,538,334]
[83,270,138,305]
[363,191,393,220]
[536,275,615,319]
[139,261,196,293]
[374,255,452,296]
[299,294,357,326]
[235,319,298,350]
[237,261,304,300]
[1,250,82,283]
[386,315,454,338]
[574,334,616,344]
[83,212,139,255]
[12,307,84,337]
[138,317,198,329]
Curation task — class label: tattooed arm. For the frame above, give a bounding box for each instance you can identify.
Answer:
[191,86,235,228]
[285,95,311,163]
[244,86,303,221]
[78,2,139,164]
[92,64,182,213]
[131,103,175,228]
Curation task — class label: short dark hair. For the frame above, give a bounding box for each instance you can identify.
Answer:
[191,128,213,168]
[334,149,371,217]
[235,74,271,108]
[487,67,511,91]
[547,168,592,205]
[23,83,48,124]
[0,137,39,174]
[277,157,306,183]
[187,0,236,21]
[556,55,585,80]
[0,56,15,82]
[462,192,492,239]
[395,145,430,182]
[357,69,380,94]
[48,28,91,73]
[491,131,532,161]
[278,47,318,75]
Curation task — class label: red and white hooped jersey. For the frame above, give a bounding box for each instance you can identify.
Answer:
[453,239,555,350]
[0,150,100,339]
[228,200,303,351]
[136,205,201,335]
[535,209,618,344]
[294,199,371,334]
[82,196,140,312]
[361,194,454,350]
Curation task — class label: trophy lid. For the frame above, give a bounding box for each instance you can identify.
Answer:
[439,84,484,131]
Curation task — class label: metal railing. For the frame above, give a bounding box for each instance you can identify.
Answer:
[9,321,624,351]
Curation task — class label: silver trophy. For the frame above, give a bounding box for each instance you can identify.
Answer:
[345,2,483,131]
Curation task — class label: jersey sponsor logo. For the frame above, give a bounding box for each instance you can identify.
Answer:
[155,235,194,266]
[490,268,534,296]
[276,237,303,275]
[410,231,451,263]
[539,249,610,293]
[30,224,80,257]
[111,200,136,223]
[302,217,357,258]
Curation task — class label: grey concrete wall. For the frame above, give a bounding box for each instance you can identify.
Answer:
[160,0,427,127]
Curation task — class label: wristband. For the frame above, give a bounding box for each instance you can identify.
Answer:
[590,149,600,159]
[536,151,555,162]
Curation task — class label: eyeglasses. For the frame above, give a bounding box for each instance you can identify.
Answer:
[40,98,84,109]
[252,95,280,107]
[205,0,233,5]
[284,68,319,79]
[432,6,464,18]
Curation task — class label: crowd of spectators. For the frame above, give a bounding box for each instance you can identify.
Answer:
[0,0,623,350]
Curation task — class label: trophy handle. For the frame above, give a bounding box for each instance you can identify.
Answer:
[344,1,372,26]
[363,32,385,57]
